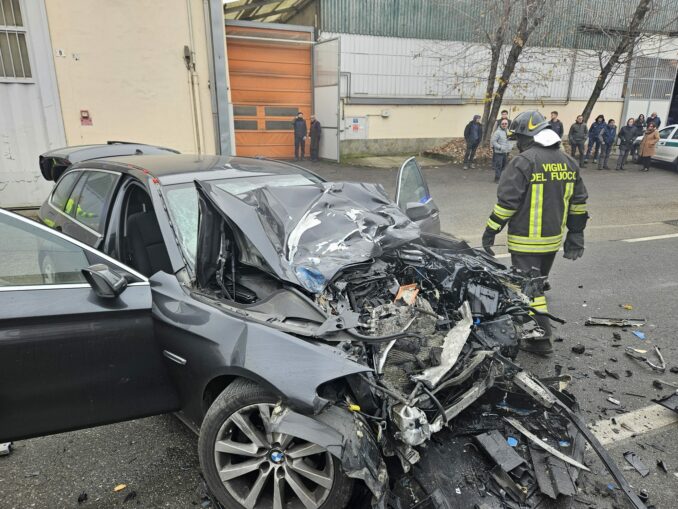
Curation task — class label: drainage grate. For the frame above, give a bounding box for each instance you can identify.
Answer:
[664,219,678,227]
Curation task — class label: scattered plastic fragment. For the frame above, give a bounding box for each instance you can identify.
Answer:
[114,484,127,492]
[609,357,618,362]
[585,317,645,327]
[571,344,585,354]
[123,490,137,503]
[657,459,669,473]
[638,489,649,503]
[77,493,88,504]
[607,397,621,406]
[623,451,650,477]
[605,369,619,379]
[559,439,571,447]
[625,370,633,377]
[613,332,622,341]
[0,442,12,456]
[652,392,678,414]
[620,304,633,310]
[633,331,646,340]
[506,436,518,447]
[670,366,678,374]
[652,380,663,390]
[593,370,607,379]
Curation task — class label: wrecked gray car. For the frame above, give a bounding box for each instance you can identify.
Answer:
[6,154,644,509]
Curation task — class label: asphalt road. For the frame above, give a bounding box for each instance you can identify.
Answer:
[2,153,678,508]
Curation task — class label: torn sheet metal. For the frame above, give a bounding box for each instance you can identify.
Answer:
[412,301,472,387]
[504,417,590,472]
[585,317,646,327]
[625,346,666,372]
[624,451,650,477]
[475,430,526,472]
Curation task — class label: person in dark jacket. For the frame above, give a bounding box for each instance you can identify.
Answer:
[568,115,588,167]
[495,110,510,129]
[293,112,307,161]
[463,115,483,169]
[597,119,617,170]
[631,114,646,161]
[648,112,661,129]
[616,118,636,170]
[482,111,588,354]
[309,114,322,161]
[548,111,564,137]
[585,114,605,163]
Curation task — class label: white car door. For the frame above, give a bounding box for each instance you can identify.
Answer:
[654,126,675,161]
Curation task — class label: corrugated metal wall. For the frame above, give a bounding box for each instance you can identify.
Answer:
[327,33,627,101]
[320,0,678,51]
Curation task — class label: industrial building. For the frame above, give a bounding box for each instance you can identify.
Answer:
[2,0,678,207]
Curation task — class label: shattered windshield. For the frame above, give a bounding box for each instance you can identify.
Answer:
[164,173,319,267]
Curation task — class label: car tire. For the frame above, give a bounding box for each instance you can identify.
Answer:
[198,378,354,509]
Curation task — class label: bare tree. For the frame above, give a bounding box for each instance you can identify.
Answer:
[580,0,653,121]
[483,0,550,140]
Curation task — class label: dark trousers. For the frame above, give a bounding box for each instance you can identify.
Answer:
[585,138,600,161]
[639,155,652,171]
[511,252,557,340]
[294,136,305,160]
[570,141,585,166]
[310,136,320,161]
[598,143,612,168]
[617,146,632,169]
[492,152,508,180]
[630,143,639,161]
[464,142,479,164]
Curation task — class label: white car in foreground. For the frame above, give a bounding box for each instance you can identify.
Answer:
[634,124,678,169]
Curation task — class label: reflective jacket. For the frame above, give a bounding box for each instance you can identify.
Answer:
[486,144,588,254]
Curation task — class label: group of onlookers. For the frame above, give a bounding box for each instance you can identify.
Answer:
[569,112,661,172]
[463,109,665,181]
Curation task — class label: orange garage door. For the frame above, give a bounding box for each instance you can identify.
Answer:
[226,24,313,159]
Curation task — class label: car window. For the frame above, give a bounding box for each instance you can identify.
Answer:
[0,212,89,286]
[50,171,81,211]
[72,171,119,233]
[659,127,672,139]
[397,158,430,209]
[164,174,317,267]
[671,129,678,140]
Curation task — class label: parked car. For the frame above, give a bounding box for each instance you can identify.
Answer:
[633,124,678,169]
[0,153,643,509]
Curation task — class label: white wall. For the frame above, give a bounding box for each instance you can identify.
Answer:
[324,32,626,102]
[0,0,65,208]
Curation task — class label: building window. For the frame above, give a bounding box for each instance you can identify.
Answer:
[0,0,32,80]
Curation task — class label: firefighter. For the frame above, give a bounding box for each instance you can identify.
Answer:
[481,111,588,354]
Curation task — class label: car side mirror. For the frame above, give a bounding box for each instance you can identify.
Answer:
[405,202,430,221]
[82,264,128,299]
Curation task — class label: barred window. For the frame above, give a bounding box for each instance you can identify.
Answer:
[0,0,32,80]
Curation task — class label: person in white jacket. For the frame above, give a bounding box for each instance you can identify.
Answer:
[491,118,512,182]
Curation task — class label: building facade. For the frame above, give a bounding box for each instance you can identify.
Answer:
[226,0,678,157]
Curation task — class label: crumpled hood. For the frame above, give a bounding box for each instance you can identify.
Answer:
[196,180,420,293]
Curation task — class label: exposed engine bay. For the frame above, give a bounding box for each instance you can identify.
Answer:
[191,180,647,509]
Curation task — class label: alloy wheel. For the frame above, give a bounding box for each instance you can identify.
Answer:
[214,403,335,509]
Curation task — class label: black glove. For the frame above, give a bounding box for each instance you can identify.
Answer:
[563,231,584,260]
[482,228,497,256]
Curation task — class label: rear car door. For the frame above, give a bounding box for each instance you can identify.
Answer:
[40,169,121,249]
[395,157,441,233]
[0,210,179,442]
